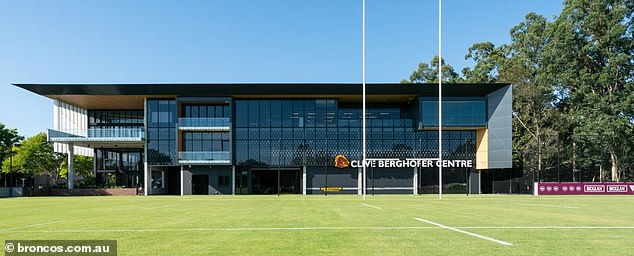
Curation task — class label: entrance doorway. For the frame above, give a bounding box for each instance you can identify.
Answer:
[192,175,209,195]
[166,167,181,195]
[251,168,300,194]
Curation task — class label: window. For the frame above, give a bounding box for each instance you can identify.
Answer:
[420,97,486,127]
[147,99,177,165]
[182,131,230,152]
[88,110,143,128]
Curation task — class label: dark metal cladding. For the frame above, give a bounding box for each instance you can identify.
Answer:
[13,83,509,97]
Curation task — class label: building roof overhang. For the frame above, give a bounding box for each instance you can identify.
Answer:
[14,83,510,109]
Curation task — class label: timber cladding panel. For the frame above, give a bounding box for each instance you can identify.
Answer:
[476,128,488,169]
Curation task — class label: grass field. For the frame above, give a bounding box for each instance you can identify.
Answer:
[1,195,633,255]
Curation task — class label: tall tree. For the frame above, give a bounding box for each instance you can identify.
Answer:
[464,13,557,180]
[401,55,461,83]
[542,0,634,181]
[0,122,23,171]
[462,42,507,83]
[1,133,66,185]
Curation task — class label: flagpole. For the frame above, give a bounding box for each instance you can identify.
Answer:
[362,0,367,201]
[438,0,443,200]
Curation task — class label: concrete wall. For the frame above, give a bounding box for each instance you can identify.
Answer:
[469,171,481,194]
[185,166,232,195]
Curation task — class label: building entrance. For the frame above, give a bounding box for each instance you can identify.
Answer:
[192,175,209,195]
[251,168,300,194]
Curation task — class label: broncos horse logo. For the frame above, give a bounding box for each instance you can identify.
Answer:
[334,154,350,168]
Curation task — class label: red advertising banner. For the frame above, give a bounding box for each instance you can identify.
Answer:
[537,182,634,195]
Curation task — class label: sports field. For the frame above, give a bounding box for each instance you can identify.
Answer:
[1,195,633,255]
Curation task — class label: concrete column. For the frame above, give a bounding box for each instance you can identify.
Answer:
[67,143,74,189]
[143,162,149,196]
[93,148,97,186]
[413,167,418,195]
[302,166,307,195]
[232,166,236,195]
[180,166,184,196]
[357,167,362,195]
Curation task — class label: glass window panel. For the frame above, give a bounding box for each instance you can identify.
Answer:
[203,139,212,151]
[224,105,231,118]
[191,105,199,118]
[259,101,270,127]
[248,101,259,127]
[282,101,293,127]
[271,100,282,127]
[212,140,221,151]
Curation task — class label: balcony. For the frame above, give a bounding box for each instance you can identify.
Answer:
[47,128,144,148]
[179,151,231,165]
[178,118,231,131]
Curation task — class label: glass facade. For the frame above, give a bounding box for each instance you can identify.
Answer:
[87,110,145,188]
[182,132,230,152]
[420,97,487,127]
[234,99,476,167]
[147,99,177,165]
[180,103,232,164]
[88,110,144,128]
[94,148,143,188]
[182,104,230,118]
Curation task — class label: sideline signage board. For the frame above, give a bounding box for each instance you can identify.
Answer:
[537,182,634,195]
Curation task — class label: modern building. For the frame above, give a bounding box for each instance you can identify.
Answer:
[15,83,512,195]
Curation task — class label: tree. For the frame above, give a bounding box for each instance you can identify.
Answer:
[542,0,634,181]
[401,55,461,83]
[462,42,507,83]
[463,13,557,180]
[59,155,94,187]
[0,122,23,171]
[1,133,66,185]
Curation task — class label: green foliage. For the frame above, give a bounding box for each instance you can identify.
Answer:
[402,55,461,83]
[1,133,66,184]
[541,0,634,181]
[462,42,507,83]
[1,132,95,186]
[59,155,95,186]
[0,122,23,171]
[405,1,634,181]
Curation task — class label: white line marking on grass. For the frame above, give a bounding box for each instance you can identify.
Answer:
[9,226,439,233]
[142,204,182,210]
[461,226,634,229]
[361,203,382,209]
[512,203,579,209]
[9,226,634,233]
[6,221,64,231]
[414,218,513,246]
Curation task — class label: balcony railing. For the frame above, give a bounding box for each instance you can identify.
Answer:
[178,151,231,165]
[48,128,144,142]
[178,118,231,131]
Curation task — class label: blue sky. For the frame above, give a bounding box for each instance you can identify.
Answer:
[0,0,563,137]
